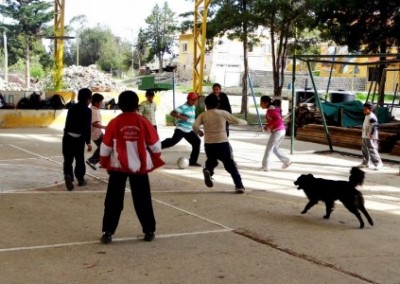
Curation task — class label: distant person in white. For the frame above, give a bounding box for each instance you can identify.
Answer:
[358,102,383,170]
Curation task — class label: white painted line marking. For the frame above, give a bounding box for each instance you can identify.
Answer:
[0,229,232,253]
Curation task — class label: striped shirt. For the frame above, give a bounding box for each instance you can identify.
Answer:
[174,103,196,133]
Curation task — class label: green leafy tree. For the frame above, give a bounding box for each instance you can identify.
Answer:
[254,0,312,98]
[64,15,88,66]
[0,0,53,88]
[310,0,400,105]
[207,0,259,115]
[145,2,177,73]
[78,25,131,73]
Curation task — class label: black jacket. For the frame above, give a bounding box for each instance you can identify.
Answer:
[64,102,92,144]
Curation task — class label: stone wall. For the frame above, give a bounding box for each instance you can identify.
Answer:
[250,71,367,92]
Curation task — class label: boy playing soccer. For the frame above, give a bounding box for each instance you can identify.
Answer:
[193,94,247,193]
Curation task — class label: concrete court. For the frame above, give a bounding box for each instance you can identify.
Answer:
[0,126,400,284]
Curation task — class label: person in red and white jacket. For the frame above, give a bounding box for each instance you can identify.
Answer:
[99,90,164,244]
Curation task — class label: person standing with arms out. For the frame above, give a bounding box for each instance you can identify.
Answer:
[193,94,247,193]
[358,102,383,170]
[259,95,291,172]
[62,88,93,191]
[86,93,106,170]
[210,83,232,136]
[99,91,164,244]
[161,92,202,167]
[138,90,157,130]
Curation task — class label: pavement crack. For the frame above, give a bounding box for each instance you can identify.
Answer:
[234,228,378,284]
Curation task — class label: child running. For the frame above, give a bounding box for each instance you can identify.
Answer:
[193,94,247,193]
[259,95,291,171]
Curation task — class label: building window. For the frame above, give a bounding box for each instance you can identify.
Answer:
[368,67,379,82]
[182,42,188,53]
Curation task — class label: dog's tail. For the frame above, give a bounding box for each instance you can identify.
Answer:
[349,167,365,187]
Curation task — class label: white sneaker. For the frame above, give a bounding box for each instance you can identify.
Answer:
[357,164,369,168]
[258,167,270,172]
[282,162,292,169]
[374,163,383,170]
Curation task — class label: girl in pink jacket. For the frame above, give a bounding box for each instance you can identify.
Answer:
[259,96,292,171]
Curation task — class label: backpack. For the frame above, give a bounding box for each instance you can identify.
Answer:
[49,94,65,109]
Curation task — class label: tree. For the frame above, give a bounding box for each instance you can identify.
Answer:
[145,2,177,73]
[310,0,400,105]
[65,15,88,66]
[254,0,312,98]
[207,0,259,116]
[0,0,53,88]
[77,25,131,73]
[134,28,150,69]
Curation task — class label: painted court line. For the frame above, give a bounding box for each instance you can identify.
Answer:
[0,229,232,253]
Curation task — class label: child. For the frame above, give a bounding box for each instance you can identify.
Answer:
[99,90,164,244]
[193,94,247,193]
[138,90,157,130]
[259,95,291,171]
[86,93,106,170]
[62,88,93,190]
[358,102,383,170]
[161,92,201,167]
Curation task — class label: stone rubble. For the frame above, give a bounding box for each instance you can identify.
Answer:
[0,65,127,92]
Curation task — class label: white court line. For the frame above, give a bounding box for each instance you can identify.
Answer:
[0,229,232,253]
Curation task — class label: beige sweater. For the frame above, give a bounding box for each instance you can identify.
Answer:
[193,109,247,143]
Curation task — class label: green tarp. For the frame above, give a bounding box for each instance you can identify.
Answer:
[320,101,391,127]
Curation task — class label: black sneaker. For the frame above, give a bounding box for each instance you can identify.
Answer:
[78,179,87,186]
[100,232,112,244]
[189,162,202,167]
[64,175,74,191]
[203,169,213,188]
[144,232,155,242]
[235,185,245,194]
[86,160,97,170]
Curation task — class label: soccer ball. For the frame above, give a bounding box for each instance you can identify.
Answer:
[177,157,189,169]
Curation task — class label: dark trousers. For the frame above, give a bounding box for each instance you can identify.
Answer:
[62,133,86,181]
[102,171,156,235]
[204,142,243,187]
[161,129,200,164]
[88,134,103,164]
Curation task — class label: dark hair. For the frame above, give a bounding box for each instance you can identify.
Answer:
[260,95,274,105]
[205,94,219,109]
[77,88,92,103]
[212,83,222,89]
[92,93,104,104]
[363,102,374,110]
[145,90,155,97]
[118,90,139,112]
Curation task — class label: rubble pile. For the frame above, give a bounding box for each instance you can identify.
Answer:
[59,65,127,92]
[0,76,27,91]
[0,65,127,92]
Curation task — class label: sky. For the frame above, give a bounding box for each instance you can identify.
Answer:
[64,0,194,42]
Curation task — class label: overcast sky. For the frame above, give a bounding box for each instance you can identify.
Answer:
[64,0,193,41]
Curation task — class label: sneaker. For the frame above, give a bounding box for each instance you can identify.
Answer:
[86,160,97,170]
[144,232,155,242]
[78,179,87,186]
[64,175,74,191]
[189,162,202,167]
[357,164,369,168]
[258,167,270,172]
[235,185,245,194]
[374,163,383,170]
[203,169,213,188]
[100,232,112,244]
[282,162,292,169]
